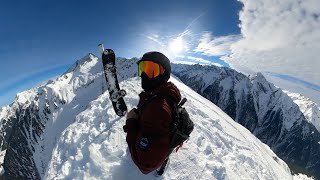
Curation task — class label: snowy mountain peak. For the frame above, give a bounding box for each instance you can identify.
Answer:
[0,53,313,179]
[250,72,277,93]
[285,91,320,132]
[0,53,107,179]
[172,63,320,178]
[14,89,36,105]
[0,107,9,118]
[65,53,98,74]
[249,72,263,79]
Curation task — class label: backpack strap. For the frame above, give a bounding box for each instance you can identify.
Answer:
[136,93,162,112]
[136,93,177,113]
[136,93,177,129]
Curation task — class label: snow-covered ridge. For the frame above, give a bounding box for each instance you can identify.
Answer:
[171,63,317,131]
[0,105,14,167]
[46,76,299,179]
[0,53,314,179]
[250,73,304,131]
[0,106,10,120]
[0,53,139,179]
[284,91,320,132]
[0,54,107,179]
[171,63,320,178]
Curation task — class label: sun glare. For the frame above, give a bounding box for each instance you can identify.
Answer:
[169,37,184,54]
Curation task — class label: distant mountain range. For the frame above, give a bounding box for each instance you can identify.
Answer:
[0,54,318,179]
[171,63,320,178]
[285,91,320,132]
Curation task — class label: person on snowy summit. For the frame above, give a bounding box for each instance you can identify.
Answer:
[123,51,181,176]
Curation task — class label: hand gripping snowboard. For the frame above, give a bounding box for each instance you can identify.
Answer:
[99,44,127,116]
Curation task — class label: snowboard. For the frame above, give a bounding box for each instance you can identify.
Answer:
[99,44,127,117]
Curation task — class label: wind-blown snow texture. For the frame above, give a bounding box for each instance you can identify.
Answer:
[45,75,298,180]
[0,54,137,179]
[171,64,320,179]
[0,54,313,180]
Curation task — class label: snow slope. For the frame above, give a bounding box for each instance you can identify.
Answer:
[46,76,299,180]
[0,54,109,178]
[0,54,138,179]
[0,53,312,179]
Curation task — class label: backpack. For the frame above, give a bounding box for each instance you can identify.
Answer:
[137,93,194,155]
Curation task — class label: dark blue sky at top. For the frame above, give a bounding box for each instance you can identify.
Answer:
[0,0,242,106]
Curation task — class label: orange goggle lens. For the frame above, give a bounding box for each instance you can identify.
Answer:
[138,61,165,78]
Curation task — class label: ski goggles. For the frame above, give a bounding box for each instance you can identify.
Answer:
[138,61,165,78]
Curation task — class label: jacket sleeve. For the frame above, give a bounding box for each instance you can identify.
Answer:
[123,117,138,147]
[130,99,172,174]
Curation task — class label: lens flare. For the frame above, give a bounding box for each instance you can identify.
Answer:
[169,37,184,54]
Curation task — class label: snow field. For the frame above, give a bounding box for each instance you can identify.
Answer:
[46,76,299,180]
[0,53,314,179]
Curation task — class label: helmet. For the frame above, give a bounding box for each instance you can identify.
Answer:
[137,52,171,91]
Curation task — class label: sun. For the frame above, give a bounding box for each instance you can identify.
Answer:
[169,37,184,54]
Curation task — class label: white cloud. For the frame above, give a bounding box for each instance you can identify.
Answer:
[226,0,320,85]
[194,32,241,56]
[175,55,186,59]
[145,35,164,47]
[173,55,223,67]
[186,56,211,63]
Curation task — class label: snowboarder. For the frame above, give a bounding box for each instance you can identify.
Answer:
[123,51,181,176]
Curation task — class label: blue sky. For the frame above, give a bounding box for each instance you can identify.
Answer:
[0,0,242,106]
[1,0,319,106]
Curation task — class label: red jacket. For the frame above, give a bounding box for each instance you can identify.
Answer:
[123,82,181,174]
